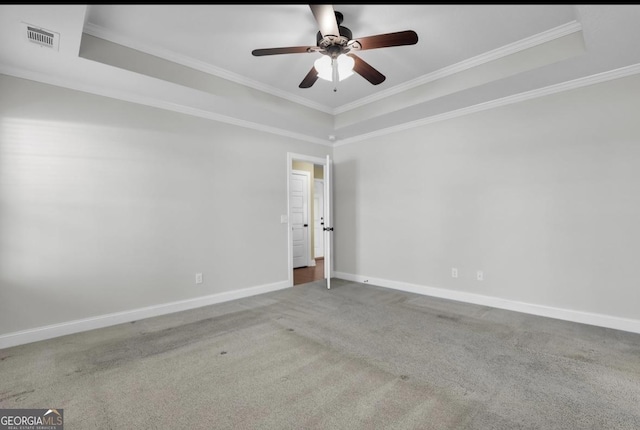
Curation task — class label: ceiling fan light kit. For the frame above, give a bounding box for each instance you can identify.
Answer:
[314,54,355,82]
[251,4,418,91]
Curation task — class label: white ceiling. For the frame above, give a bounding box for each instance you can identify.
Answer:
[1,5,640,146]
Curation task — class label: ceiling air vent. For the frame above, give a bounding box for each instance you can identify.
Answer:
[23,23,59,51]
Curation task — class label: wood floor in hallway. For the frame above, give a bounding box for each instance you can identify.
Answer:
[293,257,324,285]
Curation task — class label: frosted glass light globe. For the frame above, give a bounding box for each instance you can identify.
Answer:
[314,54,355,82]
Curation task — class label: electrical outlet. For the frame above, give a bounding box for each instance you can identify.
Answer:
[451,268,458,278]
[477,271,483,281]
[195,273,203,284]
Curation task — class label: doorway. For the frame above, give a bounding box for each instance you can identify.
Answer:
[287,153,332,288]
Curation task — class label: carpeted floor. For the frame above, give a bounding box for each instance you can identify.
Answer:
[1,279,639,429]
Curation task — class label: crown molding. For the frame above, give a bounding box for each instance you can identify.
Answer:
[83,23,334,115]
[333,62,640,147]
[334,20,583,115]
[0,65,333,147]
[4,57,639,150]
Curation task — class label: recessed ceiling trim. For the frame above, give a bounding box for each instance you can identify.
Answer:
[0,64,333,147]
[4,61,638,149]
[333,62,640,147]
[82,22,334,115]
[4,54,638,149]
[83,20,582,118]
[334,20,583,115]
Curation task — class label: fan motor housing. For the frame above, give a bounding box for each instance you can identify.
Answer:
[316,26,352,45]
[316,11,353,50]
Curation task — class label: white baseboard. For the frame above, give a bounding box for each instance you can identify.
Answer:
[0,280,290,350]
[334,272,640,335]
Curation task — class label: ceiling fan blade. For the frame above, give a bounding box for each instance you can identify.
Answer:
[309,4,340,38]
[252,46,316,56]
[348,53,386,85]
[299,66,319,88]
[353,30,418,51]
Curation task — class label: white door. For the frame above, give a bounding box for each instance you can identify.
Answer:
[314,179,324,258]
[290,170,310,268]
[324,155,333,289]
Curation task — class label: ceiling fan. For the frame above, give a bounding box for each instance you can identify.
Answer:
[251,5,418,91]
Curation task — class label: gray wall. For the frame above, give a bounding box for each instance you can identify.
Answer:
[3,70,640,339]
[333,73,640,321]
[0,74,330,335]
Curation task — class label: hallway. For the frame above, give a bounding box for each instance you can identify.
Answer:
[293,258,324,285]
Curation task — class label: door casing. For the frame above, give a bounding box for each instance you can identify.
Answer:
[287,153,332,287]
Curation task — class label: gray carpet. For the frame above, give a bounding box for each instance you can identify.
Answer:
[1,279,639,429]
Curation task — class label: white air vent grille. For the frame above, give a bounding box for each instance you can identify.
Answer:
[23,23,59,51]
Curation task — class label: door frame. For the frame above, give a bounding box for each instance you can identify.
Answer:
[287,152,331,287]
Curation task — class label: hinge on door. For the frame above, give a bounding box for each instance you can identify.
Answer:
[323,227,334,231]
